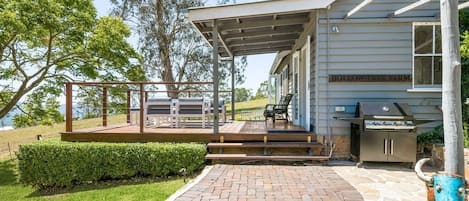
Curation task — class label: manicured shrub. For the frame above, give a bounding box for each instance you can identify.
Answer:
[17,140,206,189]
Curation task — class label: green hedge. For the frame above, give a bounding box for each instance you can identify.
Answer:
[17,140,206,189]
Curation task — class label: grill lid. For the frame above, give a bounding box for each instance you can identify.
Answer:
[358,102,413,120]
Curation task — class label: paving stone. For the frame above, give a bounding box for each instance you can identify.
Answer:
[174,164,363,201]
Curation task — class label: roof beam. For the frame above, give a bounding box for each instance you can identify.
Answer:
[187,0,335,22]
[228,34,299,46]
[223,26,304,40]
[460,2,469,10]
[390,0,433,18]
[231,42,293,52]
[200,17,309,33]
[218,33,232,58]
[233,47,292,56]
[344,0,373,19]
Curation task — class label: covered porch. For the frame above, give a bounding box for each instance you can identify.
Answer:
[60,81,307,142]
[61,0,333,162]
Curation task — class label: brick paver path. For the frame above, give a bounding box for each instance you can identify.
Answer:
[175,165,363,201]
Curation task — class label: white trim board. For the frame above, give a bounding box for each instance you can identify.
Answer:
[187,0,336,22]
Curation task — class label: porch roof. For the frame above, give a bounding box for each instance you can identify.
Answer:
[186,0,335,57]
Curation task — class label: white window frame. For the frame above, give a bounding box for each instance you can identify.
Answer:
[412,22,442,90]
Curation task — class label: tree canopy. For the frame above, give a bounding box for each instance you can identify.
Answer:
[110,0,247,98]
[0,0,145,125]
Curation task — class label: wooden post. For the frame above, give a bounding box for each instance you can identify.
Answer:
[102,87,107,127]
[231,56,235,121]
[65,83,72,132]
[139,84,144,133]
[441,0,464,176]
[213,19,219,134]
[126,90,131,124]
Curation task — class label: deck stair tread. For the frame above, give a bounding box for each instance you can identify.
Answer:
[207,142,323,148]
[205,154,329,161]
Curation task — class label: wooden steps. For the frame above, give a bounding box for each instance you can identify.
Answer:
[206,154,329,161]
[207,142,323,148]
[206,133,331,164]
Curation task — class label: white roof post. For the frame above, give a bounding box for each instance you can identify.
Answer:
[459,2,469,10]
[344,0,374,19]
[390,0,433,17]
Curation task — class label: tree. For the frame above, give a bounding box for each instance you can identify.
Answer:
[234,88,252,102]
[252,81,269,100]
[110,0,246,98]
[13,87,63,128]
[0,0,145,120]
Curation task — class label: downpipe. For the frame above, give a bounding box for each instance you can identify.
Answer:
[415,158,467,201]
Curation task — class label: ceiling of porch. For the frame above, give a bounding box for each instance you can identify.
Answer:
[186,0,334,57]
[191,11,313,57]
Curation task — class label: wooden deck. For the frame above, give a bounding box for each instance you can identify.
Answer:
[61,121,310,143]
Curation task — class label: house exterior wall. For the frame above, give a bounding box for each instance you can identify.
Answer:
[315,0,443,157]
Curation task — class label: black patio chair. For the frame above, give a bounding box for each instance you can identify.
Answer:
[263,94,293,123]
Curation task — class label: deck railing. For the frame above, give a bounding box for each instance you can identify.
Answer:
[64,82,235,134]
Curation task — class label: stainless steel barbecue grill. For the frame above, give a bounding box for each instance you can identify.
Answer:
[339,102,417,166]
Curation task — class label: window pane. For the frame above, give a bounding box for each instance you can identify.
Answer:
[415,26,433,54]
[434,56,442,84]
[414,56,433,85]
[435,26,442,53]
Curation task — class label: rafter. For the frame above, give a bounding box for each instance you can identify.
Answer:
[200,17,309,33]
[218,33,232,58]
[390,0,433,18]
[223,26,304,40]
[344,0,374,19]
[228,34,299,47]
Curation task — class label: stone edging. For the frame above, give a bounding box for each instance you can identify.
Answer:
[165,165,214,201]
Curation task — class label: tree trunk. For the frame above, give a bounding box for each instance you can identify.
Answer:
[441,0,464,176]
[156,0,178,99]
[0,81,31,119]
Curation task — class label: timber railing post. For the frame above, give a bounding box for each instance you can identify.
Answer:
[102,87,107,127]
[126,90,131,124]
[139,83,144,133]
[65,83,73,132]
[212,19,219,134]
[231,56,235,121]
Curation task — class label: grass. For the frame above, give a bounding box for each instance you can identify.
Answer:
[226,98,267,112]
[0,115,126,160]
[0,159,186,201]
[225,98,268,121]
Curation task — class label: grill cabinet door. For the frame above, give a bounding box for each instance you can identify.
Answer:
[387,132,417,163]
[360,131,388,162]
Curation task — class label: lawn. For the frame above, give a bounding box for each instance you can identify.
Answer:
[0,159,186,201]
[226,98,268,121]
[226,98,268,112]
[0,115,126,160]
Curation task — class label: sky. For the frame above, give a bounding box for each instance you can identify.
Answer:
[93,0,275,92]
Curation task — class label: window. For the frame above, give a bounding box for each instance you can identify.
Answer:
[413,22,442,88]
